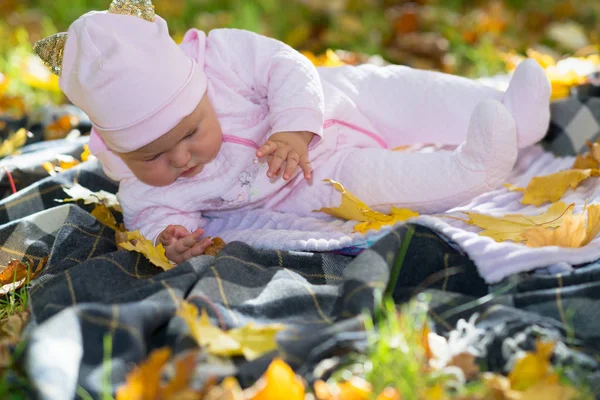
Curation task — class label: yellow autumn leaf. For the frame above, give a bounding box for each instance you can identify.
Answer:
[316,179,418,233]
[375,388,401,400]
[461,202,571,242]
[246,358,305,400]
[177,301,285,360]
[513,169,600,206]
[91,204,122,232]
[81,144,91,162]
[573,154,598,170]
[336,377,372,400]
[509,341,556,391]
[521,204,600,248]
[116,347,171,400]
[0,128,28,158]
[302,49,345,67]
[56,154,80,171]
[117,230,173,270]
[520,381,579,400]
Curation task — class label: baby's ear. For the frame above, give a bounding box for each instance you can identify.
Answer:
[179,29,208,66]
[33,32,68,77]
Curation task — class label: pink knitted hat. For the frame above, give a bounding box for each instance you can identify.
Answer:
[34,0,207,179]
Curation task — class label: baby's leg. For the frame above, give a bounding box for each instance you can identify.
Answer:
[334,64,504,147]
[276,100,517,215]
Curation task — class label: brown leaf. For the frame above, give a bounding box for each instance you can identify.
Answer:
[44,115,79,141]
[204,237,226,256]
[448,352,480,380]
[0,257,47,294]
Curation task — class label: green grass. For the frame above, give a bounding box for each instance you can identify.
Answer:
[0,263,34,399]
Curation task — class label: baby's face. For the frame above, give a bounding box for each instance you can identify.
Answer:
[118,93,223,186]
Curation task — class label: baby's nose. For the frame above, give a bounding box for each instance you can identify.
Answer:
[170,149,191,168]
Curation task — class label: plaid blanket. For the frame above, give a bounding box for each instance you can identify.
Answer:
[1,140,599,398]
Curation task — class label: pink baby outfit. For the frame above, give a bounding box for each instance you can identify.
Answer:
[112,28,549,242]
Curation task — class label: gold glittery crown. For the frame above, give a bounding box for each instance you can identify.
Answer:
[33,0,156,76]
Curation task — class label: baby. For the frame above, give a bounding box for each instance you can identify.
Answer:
[34,0,550,264]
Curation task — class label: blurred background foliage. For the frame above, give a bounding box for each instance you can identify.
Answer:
[0,0,599,113]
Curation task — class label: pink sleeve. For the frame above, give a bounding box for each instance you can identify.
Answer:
[202,28,325,140]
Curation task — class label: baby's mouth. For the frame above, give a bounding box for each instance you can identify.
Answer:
[181,165,200,177]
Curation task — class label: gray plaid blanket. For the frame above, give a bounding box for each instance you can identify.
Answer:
[1,140,599,399]
[2,84,600,398]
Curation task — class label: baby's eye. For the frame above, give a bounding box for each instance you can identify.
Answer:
[145,153,162,162]
[184,129,198,139]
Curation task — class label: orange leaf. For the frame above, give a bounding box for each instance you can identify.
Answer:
[375,387,401,400]
[116,347,171,400]
[246,358,305,400]
[161,351,198,399]
[0,257,47,294]
[336,377,372,400]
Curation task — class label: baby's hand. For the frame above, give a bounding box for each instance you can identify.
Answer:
[256,131,315,180]
[158,225,213,264]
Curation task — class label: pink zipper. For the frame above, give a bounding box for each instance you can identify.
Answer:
[222,135,260,149]
[223,120,388,150]
[323,119,388,149]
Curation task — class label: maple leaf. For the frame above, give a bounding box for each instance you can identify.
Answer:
[509,169,600,206]
[116,230,173,270]
[0,128,28,158]
[60,183,122,212]
[177,301,285,360]
[460,202,571,242]
[91,204,123,232]
[521,204,600,248]
[316,179,419,233]
[246,358,305,400]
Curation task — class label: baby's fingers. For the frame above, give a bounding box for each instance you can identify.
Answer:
[299,155,312,180]
[256,141,277,158]
[283,152,300,180]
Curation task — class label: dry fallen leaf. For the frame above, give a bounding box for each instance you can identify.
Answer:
[448,352,480,381]
[60,183,122,212]
[91,204,123,232]
[508,341,556,391]
[316,179,419,233]
[116,347,171,400]
[0,311,30,369]
[177,301,284,360]
[510,169,600,206]
[0,128,28,158]
[302,49,345,67]
[0,257,47,295]
[81,144,91,162]
[117,230,173,270]
[116,348,200,400]
[521,204,600,248]
[481,373,521,400]
[204,237,226,256]
[460,201,570,242]
[519,381,579,400]
[375,387,401,400]
[44,115,79,141]
[246,358,305,400]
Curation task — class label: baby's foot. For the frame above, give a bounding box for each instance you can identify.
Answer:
[502,58,551,148]
[458,99,518,189]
